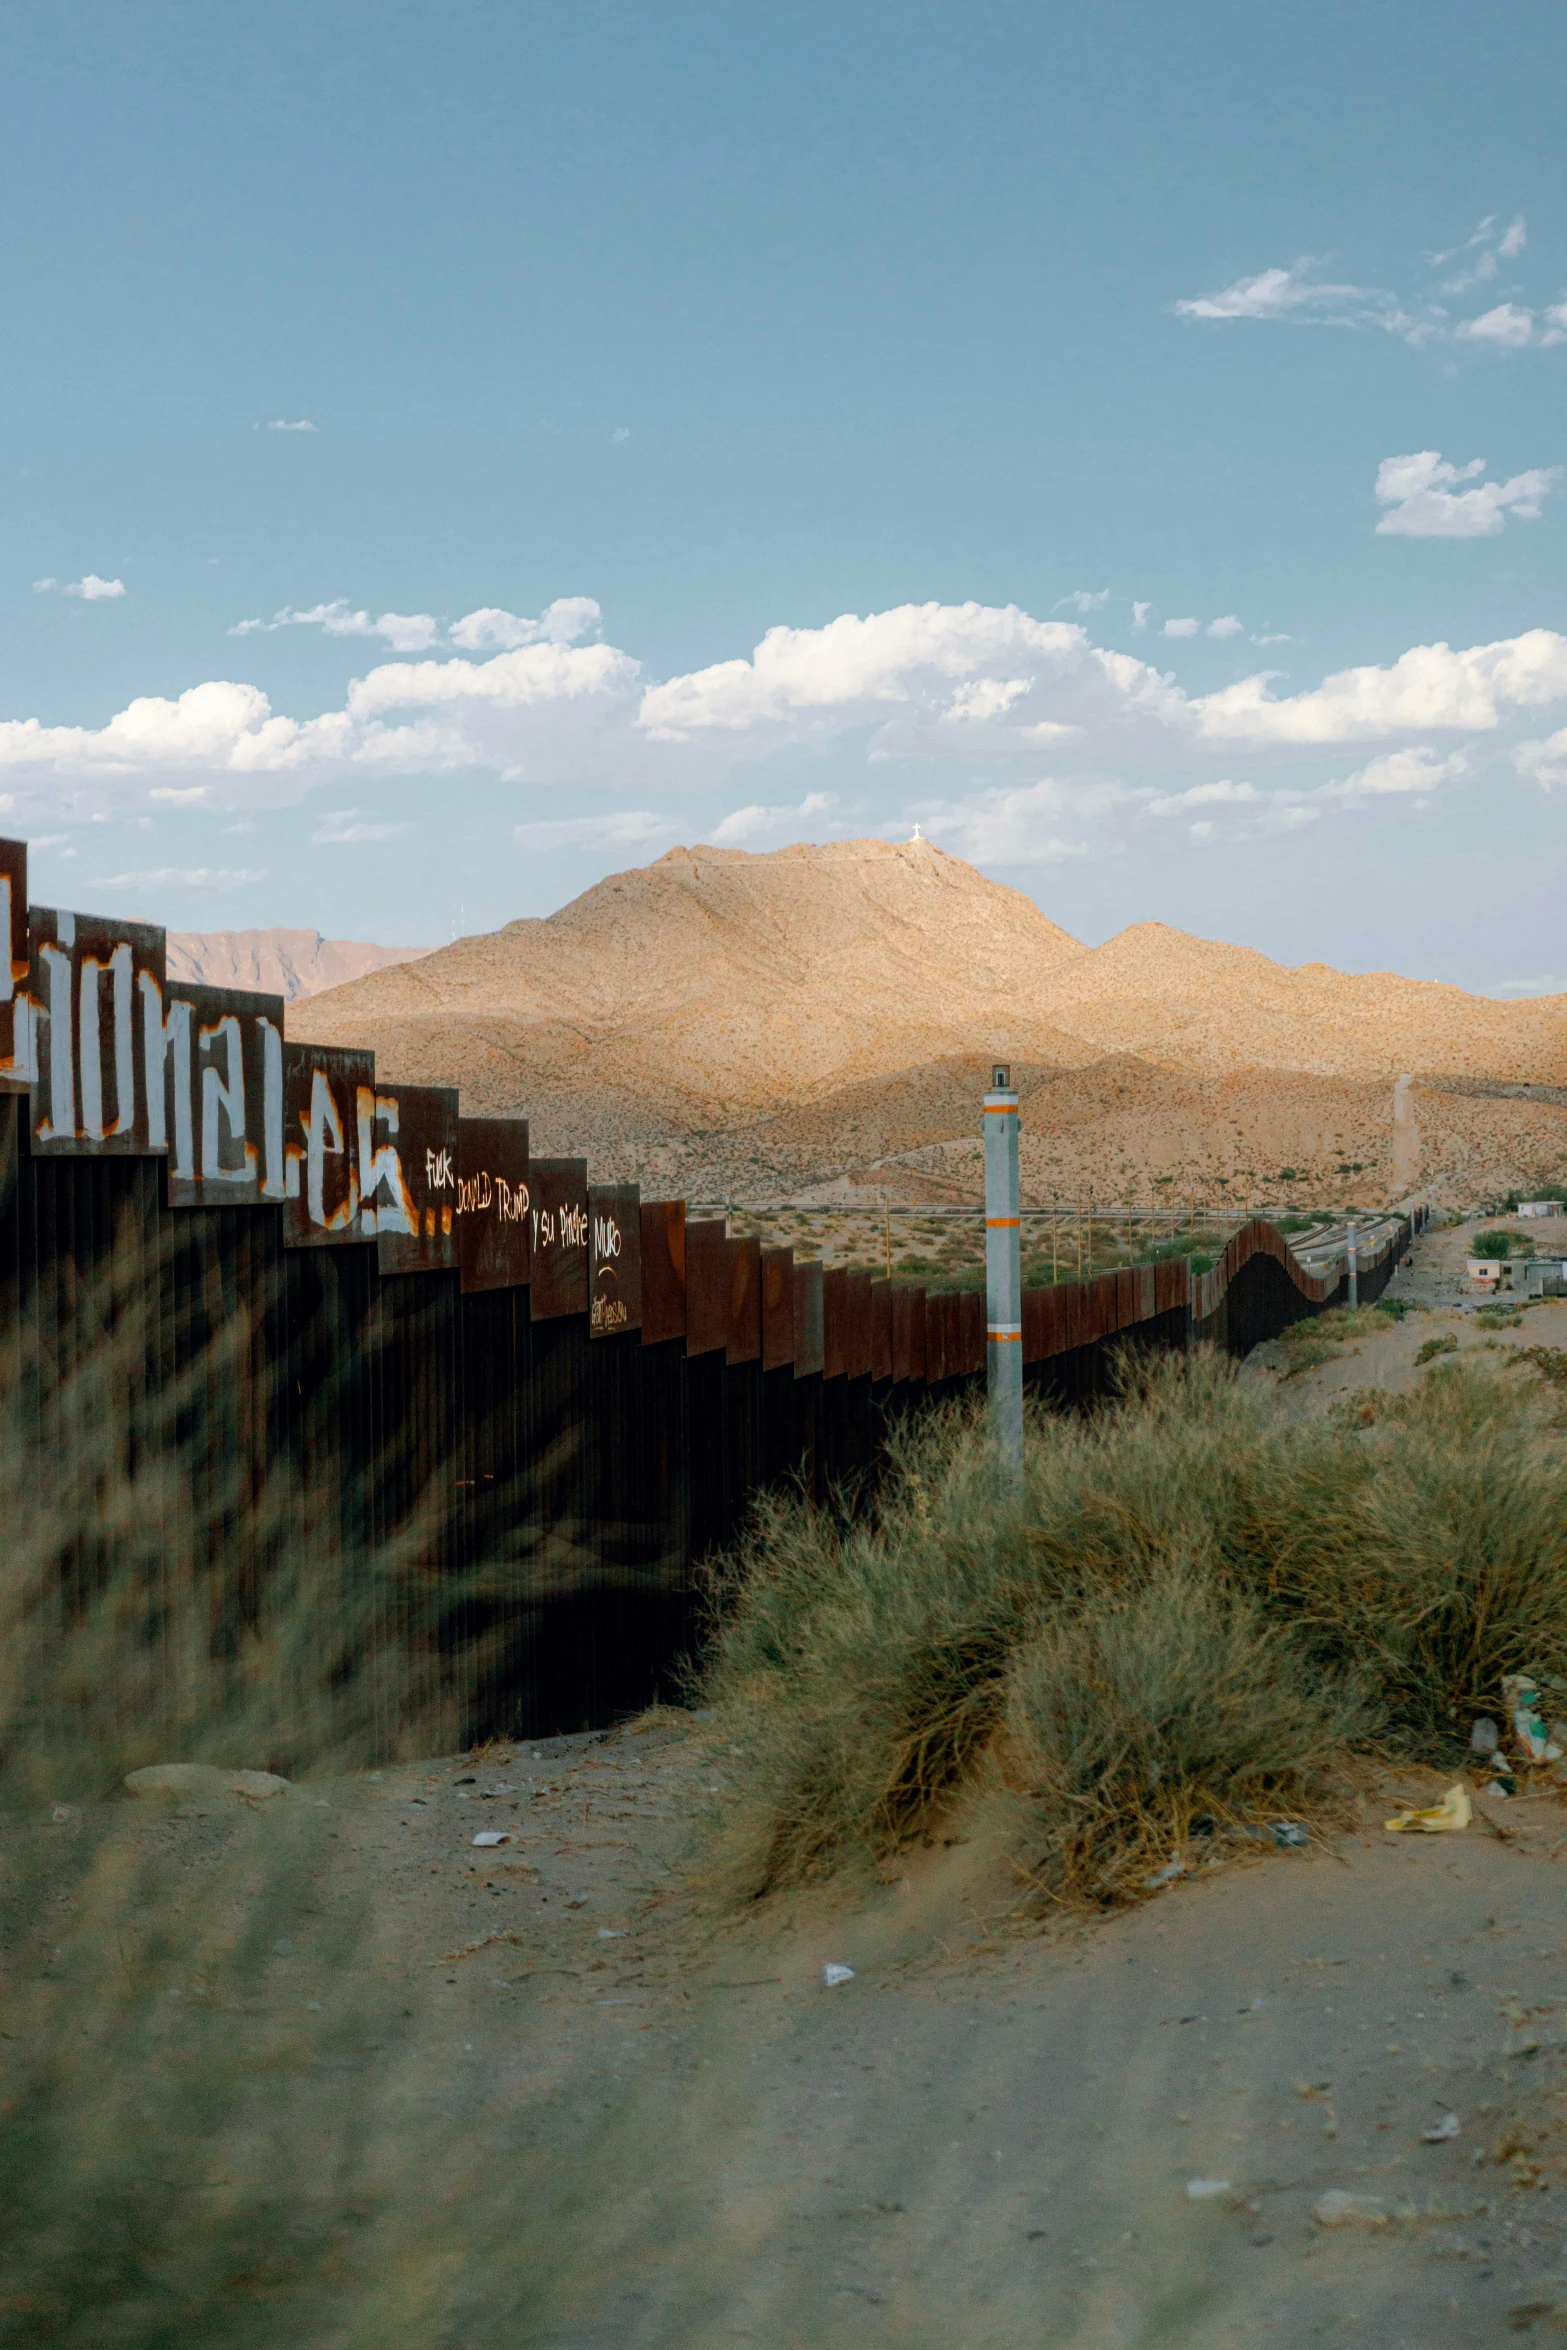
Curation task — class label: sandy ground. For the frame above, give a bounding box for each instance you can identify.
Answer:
[12,1206,1567,2345]
[1243,1208,1567,1413]
[15,1734,1567,2343]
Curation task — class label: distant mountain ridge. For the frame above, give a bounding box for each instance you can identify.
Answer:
[290,835,1567,1103]
[283,835,1567,1204]
[166,928,431,1005]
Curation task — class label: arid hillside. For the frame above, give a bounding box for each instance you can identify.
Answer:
[167,927,431,1004]
[290,837,1567,1205]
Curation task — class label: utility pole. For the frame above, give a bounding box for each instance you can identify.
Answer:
[984,1065,1023,1487]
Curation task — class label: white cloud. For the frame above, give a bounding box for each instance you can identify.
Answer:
[637,603,1188,751]
[611,426,630,444]
[1131,602,1151,632]
[1163,617,1199,639]
[264,418,318,433]
[448,598,601,651]
[904,784,1100,866]
[1179,220,1561,350]
[943,677,1034,723]
[1207,615,1243,639]
[1321,746,1467,801]
[1148,779,1262,816]
[232,599,441,651]
[1515,727,1567,790]
[1373,450,1560,538]
[1176,259,1425,340]
[1434,213,1528,292]
[230,595,603,656]
[1053,588,1110,613]
[1176,261,1367,322]
[1189,628,1567,745]
[1457,303,1538,349]
[311,816,412,844]
[512,810,673,851]
[92,868,264,890]
[3,599,1567,836]
[706,792,837,846]
[149,786,211,804]
[35,574,126,600]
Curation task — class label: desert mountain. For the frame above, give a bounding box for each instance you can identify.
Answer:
[167,928,431,1004]
[290,837,1567,1204]
[292,839,1089,1120]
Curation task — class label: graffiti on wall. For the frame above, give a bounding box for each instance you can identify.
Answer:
[588,1182,642,1336]
[27,906,168,1156]
[160,981,287,1208]
[530,1158,589,1319]
[456,1116,531,1294]
[281,1042,374,1246]
[0,843,644,1308]
[373,1084,459,1275]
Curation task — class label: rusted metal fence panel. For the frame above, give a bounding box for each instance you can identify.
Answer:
[530,1159,589,1318]
[761,1245,794,1371]
[161,981,286,1209]
[0,839,28,1092]
[684,1220,728,1357]
[589,1182,641,1336]
[725,1233,761,1365]
[374,1083,460,1275]
[456,1115,530,1293]
[639,1200,685,1345]
[793,1260,824,1379]
[870,1279,893,1382]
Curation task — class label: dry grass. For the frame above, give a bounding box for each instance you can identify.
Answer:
[0,1211,579,2346]
[697,1350,1567,1909]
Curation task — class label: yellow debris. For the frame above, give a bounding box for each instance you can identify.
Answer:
[1384,1784,1472,1834]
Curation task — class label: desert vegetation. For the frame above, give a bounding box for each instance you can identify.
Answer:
[696,1350,1567,1910]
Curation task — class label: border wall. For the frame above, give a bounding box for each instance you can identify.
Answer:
[0,837,1419,1752]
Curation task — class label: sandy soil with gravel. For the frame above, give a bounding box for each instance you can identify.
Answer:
[27,1710,1567,2345]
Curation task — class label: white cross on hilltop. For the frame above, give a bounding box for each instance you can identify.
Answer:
[910,823,924,842]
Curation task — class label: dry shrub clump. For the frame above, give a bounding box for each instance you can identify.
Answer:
[699,1350,1567,1908]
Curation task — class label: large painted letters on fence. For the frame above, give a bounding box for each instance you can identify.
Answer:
[28,906,168,1155]
[588,1182,641,1335]
[159,981,286,1207]
[373,1083,459,1275]
[456,1116,530,1293]
[281,1041,375,1247]
[0,841,28,1095]
[530,1158,589,1318]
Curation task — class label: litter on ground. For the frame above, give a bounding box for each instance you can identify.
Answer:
[1385,1785,1471,1834]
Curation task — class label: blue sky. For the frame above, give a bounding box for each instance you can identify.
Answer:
[3,0,1565,993]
